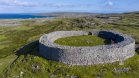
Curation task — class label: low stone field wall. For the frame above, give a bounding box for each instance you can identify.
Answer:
[39,30,135,65]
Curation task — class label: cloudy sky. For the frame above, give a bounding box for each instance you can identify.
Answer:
[0,0,139,13]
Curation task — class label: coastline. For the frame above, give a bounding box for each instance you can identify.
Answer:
[0,17,56,27]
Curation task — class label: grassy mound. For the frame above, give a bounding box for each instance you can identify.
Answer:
[54,35,110,46]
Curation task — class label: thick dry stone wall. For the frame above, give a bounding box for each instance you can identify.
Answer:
[39,30,135,65]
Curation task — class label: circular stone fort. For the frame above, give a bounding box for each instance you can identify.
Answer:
[39,30,135,65]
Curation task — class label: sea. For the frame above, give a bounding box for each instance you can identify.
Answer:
[0,14,52,19]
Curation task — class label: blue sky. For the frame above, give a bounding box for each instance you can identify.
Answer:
[0,0,139,13]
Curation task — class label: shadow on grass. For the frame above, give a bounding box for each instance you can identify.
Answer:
[2,41,41,78]
[136,44,139,54]
[16,40,63,62]
[16,40,41,57]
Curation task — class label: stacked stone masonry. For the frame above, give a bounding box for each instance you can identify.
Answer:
[39,30,135,65]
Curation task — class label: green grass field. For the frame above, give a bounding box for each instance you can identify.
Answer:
[0,55,16,76]
[0,35,6,41]
[0,13,139,78]
[55,35,110,46]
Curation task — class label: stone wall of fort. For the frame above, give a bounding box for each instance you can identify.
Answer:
[39,30,135,65]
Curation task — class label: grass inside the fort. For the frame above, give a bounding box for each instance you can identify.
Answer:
[54,35,110,46]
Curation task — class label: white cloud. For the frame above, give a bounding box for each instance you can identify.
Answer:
[0,0,39,7]
[0,0,93,8]
[108,1,113,6]
[0,0,95,13]
[42,3,93,8]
